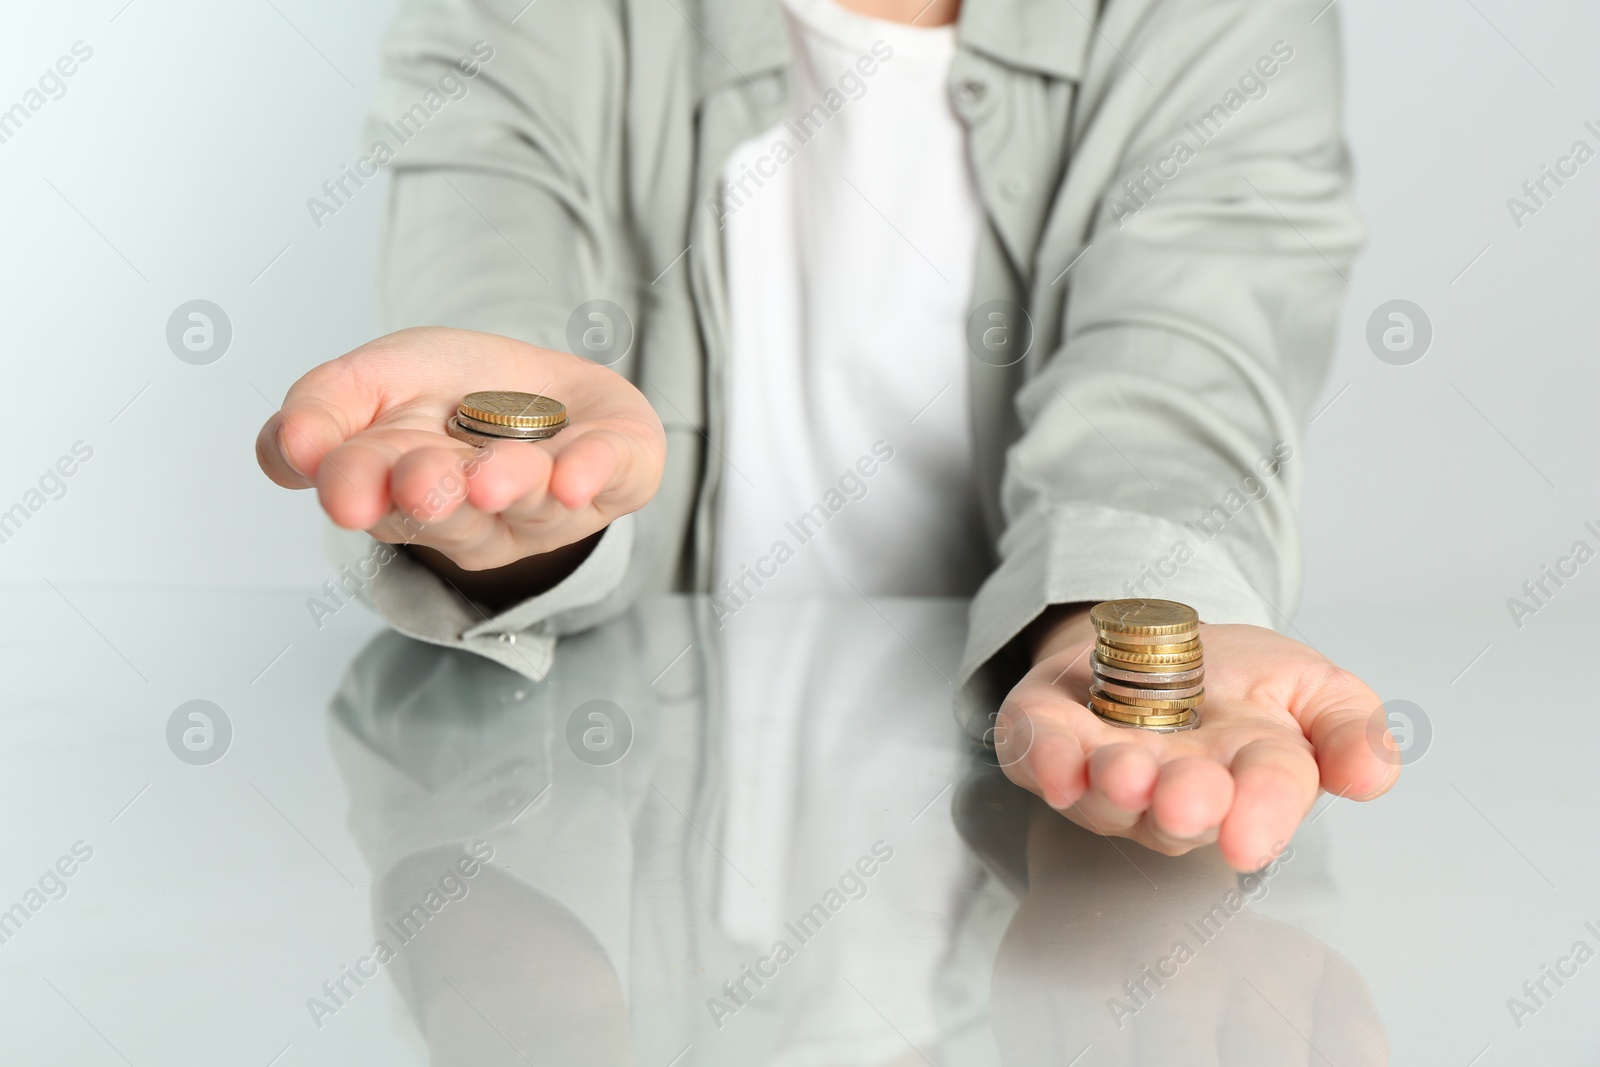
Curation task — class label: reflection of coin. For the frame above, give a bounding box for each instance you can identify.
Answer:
[1090,599,1199,636]
[1095,642,1203,668]
[458,391,568,430]
[1094,678,1205,702]
[1090,656,1204,686]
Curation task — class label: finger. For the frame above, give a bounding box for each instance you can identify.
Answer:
[1311,708,1401,803]
[1069,743,1160,834]
[258,403,356,490]
[272,360,376,482]
[1025,720,1090,811]
[1148,756,1234,843]
[316,436,404,531]
[366,490,500,561]
[995,705,1089,811]
[275,401,356,486]
[255,413,312,489]
[389,445,481,527]
[461,439,556,516]
[549,431,626,511]
[1219,739,1318,871]
[1295,666,1401,803]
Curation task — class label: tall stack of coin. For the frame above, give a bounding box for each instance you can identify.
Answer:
[1088,599,1203,732]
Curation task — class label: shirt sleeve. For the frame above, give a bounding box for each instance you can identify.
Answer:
[955,0,1365,737]
[340,0,644,679]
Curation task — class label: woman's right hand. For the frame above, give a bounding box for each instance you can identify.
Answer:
[255,327,665,573]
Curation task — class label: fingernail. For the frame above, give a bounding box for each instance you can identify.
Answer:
[277,425,308,479]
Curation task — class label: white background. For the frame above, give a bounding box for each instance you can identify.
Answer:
[1,0,1596,641]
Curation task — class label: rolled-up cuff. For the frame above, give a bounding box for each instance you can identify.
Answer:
[325,513,636,680]
[953,503,1279,741]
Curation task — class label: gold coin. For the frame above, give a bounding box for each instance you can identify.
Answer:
[455,412,564,439]
[1097,637,1201,656]
[1094,654,1204,674]
[1095,711,1197,729]
[458,390,568,430]
[1090,599,1199,637]
[1096,628,1199,648]
[1088,695,1196,727]
[1090,689,1190,715]
[1097,712,1201,733]
[1095,641,1203,668]
[1090,684,1203,711]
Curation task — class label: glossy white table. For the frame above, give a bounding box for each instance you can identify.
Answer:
[2,590,1594,1065]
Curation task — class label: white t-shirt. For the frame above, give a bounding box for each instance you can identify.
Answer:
[712,0,989,604]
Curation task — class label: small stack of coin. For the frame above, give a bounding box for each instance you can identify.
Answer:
[445,390,568,447]
[1088,599,1203,732]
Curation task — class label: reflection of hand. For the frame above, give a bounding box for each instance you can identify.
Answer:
[990,810,1388,1067]
[378,846,632,1066]
[255,327,665,572]
[998,610,1399,871]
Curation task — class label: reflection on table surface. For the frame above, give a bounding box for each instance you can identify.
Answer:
[327,596,1383,1065]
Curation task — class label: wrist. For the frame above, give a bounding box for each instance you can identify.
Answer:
[404,530,603,612]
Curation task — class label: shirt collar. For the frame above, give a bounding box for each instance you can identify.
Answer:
[956,0,1093,81]
[689,0,792,97]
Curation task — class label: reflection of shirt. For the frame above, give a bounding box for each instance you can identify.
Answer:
[718,598,974,1065]
[713,0,990,600]
[329,598,989,1066]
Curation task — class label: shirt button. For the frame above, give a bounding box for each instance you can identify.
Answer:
[498,632,517,645]
[1002,175,1028,200]
[956,79,987,105]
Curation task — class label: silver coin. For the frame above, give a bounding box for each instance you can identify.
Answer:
[455,411,566,439]
[1091,655,1204,686]
[446,415,563,447]
[1092,710,1200,733]
[1093,678,1205,702]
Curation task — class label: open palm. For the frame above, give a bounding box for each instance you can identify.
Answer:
[997,623,1400,870]
[255,327,665,570]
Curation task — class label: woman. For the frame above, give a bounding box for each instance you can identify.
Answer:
[257,0,1396,870]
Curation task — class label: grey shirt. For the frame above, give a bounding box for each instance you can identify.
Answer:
[327,0,1363,738]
